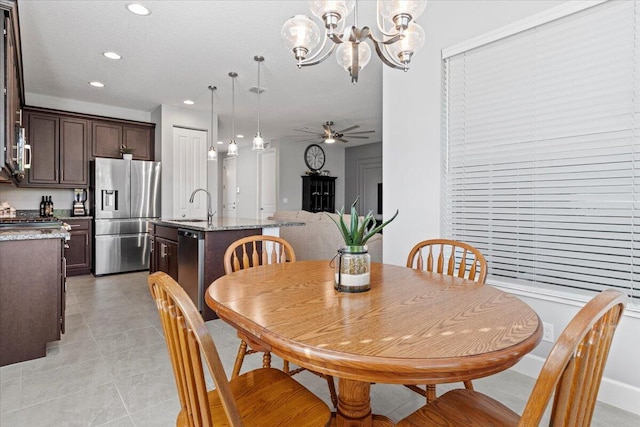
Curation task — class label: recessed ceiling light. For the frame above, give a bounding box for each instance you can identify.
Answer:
[236,134,244,138]
[126,3,151,16]
[183,100,194,105]
[217,140,224,145]
[89,81,105,88]
[103,51,122,60]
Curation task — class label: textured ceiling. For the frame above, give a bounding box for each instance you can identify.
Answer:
[17,0,385,150]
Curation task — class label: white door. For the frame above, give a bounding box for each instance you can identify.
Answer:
[258,148,277,219]
[223,156,237,217]
[172,127,208,219]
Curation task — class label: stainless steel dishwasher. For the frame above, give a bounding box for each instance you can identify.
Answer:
[177,229,204,311]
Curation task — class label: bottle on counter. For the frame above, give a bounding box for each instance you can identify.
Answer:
[40,196,46,217]
[45,196,51,217]
[49,196,54,217]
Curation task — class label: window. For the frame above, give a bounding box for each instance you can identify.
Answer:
[442,0,639,301]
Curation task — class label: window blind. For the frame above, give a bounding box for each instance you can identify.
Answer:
[442,0,639,301]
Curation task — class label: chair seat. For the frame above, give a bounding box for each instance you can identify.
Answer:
[397,389,519,427]
[176,368,331,427]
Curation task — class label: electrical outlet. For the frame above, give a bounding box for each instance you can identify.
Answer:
[543,322,554,342]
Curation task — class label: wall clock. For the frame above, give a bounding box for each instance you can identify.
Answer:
[304,144,325,171]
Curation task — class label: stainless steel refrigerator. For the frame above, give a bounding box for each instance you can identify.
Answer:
[92,158,161,275]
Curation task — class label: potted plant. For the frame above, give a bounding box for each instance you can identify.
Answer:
[328,198,398,292]
[120,145,134,160]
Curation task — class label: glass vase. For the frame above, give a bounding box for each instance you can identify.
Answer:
[334,245,371,293]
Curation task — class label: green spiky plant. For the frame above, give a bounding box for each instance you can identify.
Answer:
[328,197,399,249]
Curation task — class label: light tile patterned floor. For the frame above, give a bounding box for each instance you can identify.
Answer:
[1,271,638,426]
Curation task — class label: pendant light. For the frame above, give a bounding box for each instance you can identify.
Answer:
[227,72,239,157]
[252,55,265,151]
[207,85,217,161]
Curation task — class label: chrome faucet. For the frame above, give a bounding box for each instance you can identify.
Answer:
[189,188,215,225]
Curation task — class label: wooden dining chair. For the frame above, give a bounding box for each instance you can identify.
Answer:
[223,235,338,408]
[397,288,627,427]
[148,271,332,427]
[405,239,488,402]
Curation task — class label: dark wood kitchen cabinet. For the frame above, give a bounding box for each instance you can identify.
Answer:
[1,0,24,183]
[153,225,178,281]
[64,218,92,276]
[92,120,154,161]
[22,109,89,187]
[0,236,65,366]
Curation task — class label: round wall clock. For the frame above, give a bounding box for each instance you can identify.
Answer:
[304,144,325,171]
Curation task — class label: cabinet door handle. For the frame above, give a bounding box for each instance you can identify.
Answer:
[161,243,167,258]
[23,144,31,170]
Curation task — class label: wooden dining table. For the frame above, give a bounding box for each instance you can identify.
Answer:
[206,260,542,427]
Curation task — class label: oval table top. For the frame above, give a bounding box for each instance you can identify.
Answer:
[206,260,542,385]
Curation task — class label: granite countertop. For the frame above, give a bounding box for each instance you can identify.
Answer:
[153,217,304,232]
[0,227,70,242]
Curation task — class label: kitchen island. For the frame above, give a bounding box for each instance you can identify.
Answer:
[149,217,303,320]
[0,224,69,366]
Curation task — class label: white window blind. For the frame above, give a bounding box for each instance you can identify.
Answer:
[442,0,639,301]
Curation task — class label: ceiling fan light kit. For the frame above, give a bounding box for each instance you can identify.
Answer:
[281,0,427,83]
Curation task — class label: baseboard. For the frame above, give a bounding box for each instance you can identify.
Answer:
[510,354,640,416]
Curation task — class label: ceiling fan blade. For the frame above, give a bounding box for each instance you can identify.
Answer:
[336,125,359,133]
[322,122,332,132]
[336,138,349,143]
[344,130,375,134]
[292,129,322,135]
[344,135,369,139]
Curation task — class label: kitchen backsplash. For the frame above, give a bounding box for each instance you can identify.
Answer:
[0,187,76,211]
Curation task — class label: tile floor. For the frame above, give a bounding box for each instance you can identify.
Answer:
[1,271,639,426]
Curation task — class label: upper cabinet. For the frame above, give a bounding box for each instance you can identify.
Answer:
[1,0,24,183]
[20,107,155,188]
[92,120,154,161]
[22,109,89,187]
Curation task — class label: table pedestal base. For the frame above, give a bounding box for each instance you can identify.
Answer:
[331,379,395,427]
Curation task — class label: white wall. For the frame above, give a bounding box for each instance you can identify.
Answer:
[275,140,346,211]
[383,0,639,415]
[153,104,218,219]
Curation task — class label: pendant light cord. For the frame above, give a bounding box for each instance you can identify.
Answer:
[232,76,235,138]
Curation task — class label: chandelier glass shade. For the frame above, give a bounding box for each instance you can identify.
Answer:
[227,72,239,157]
[252,56,265,151]
[281,0,427,83]
[207,85,217,161]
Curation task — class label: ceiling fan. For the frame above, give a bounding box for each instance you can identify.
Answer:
[291,121,375,144]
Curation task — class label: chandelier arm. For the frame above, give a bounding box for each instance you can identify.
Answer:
[375,0,402,37]
[298,42,339,67]
[369,36,407,70]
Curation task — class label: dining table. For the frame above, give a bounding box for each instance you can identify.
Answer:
[206,260,542,427]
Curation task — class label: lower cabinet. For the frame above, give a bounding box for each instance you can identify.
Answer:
[64,218,92,276]
[152,225,179,281]
[0,237,65,366]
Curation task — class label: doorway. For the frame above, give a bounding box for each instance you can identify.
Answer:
[257,148,277,219]
[223,156,237,217]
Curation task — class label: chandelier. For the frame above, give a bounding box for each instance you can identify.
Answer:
[281,0,427,83]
